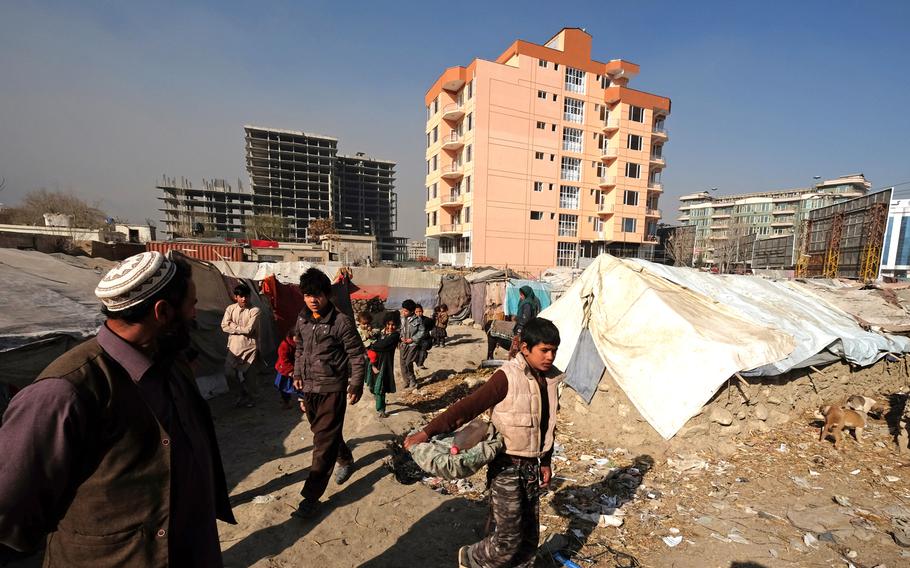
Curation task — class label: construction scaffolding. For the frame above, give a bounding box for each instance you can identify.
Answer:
[803,189,892,279]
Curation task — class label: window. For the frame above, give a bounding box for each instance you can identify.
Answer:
[465,176,471,193]
[536,121,546,130]
[627,134,642,151]
[426,186,431,200]
[625,162,641,179]
[467,81,473,99]
[426,132,431,148]
[565,66,586,94]
[561,157,581,181]
[530,211,543,220]
[538,59,548,68]
[432,183,438,198]
[534,181,544,192]
[534,151,544,160]
[433,126,438,143]
[440,238,453,254]
[426,159,431,175]
[426,105,431,121]
[466,145,472,162]
[550,154,555,161]
[426,213,430,227]
[556,242,578,267]
[593,217,604,232]
[552,93,558,102]
[622,218,637,233]
[538,89,547,99]
[554,63,559,71]
[623,190,639,206]
[562,127,583,153]
[465,206,471,223]
[551,124,557,132]
[467,113,473,131]
[432,155,438,171]
[433,98,439,114]
[601,75,611,89]
[432,211,437,225]
[629,105,644,122]
[558,214,578,237]
[563,97,584,123]
[559,185,580,209]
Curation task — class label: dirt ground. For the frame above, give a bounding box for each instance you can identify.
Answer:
[9,325,910,567]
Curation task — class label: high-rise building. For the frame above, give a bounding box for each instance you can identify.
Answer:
[423,28,670,272]
[677,174,870,266]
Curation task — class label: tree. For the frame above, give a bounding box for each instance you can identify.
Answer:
[247,213,290,241]
[307,217,337,242]
[664,225,696,267]
[0,188,107,228]
[711,220,753,274]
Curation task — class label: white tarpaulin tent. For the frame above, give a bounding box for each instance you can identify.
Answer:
[541,255,796,439]
[632,259,910,374]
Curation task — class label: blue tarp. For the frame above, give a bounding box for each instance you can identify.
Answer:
[564,328,606,403]
[504,280,552,316]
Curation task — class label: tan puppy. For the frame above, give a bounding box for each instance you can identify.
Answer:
[819,405,866,449]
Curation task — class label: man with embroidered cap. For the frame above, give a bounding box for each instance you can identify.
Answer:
[0,251,235,567]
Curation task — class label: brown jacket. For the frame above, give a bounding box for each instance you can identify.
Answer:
[293,303,365,393]
[35,338,234,567]
[490,354,561,458]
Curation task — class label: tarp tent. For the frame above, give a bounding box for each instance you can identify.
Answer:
[541,255,796,440]
[438,275,472,321]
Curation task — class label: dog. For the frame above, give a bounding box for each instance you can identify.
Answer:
[845,395,886,418]
[819,405,867,449]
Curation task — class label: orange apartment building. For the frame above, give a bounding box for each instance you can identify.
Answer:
[424,28,670,273]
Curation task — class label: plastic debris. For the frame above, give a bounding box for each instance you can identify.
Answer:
[662,535,683,547]
[803,533,819,548]
[252,494,274,504]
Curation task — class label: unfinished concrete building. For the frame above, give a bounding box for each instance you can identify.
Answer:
[158,177,255,239]
[334,153,400,260]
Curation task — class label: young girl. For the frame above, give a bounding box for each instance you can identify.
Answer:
[274,330,303,411]
[365,312,400,418]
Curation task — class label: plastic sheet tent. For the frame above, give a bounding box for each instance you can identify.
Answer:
[540,255,797,440]
[630,259,910,375]
[504,280,552,316]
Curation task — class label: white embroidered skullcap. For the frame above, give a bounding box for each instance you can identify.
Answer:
[95,251,177,312]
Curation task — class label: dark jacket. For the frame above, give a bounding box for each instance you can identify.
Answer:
[15,338,235,567]
[365,331,399,396]
[293,303,366,393]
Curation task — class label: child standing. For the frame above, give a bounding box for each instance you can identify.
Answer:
[433,304,450,347]
[415,304,434,370]
[405,317,562,568]
[365,312,400,418]
[274,331,303,410]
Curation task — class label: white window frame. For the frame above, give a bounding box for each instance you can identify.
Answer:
[533,181,544,192]
[560,157,581,181]
[537,89,547,99]
[535,151,544,160]
[563,97,584,124]
[559,185,580,209]
[558,214,578,237]
[622,217,637,233]
[562,127,583,153]
[627,134,642,151]
[629,105,644,122]
[565,66,586,94]
[556,242,578,267]
[623,190,639,206]
[625,162,641,179]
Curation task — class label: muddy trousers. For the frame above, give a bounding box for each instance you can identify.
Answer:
[300,391,353,501]
[467,457,540,568]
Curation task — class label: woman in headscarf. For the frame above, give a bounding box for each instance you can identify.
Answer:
[509,285,541,357]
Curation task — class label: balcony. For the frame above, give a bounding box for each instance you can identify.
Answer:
[439,223,464,236]
[649,154,666,168]
[643,235,659,244]
[440,193,464,209]
[772,208,796,215]
[604,86,621,104]
[598,202,615,216]
[647,182,663,193]
[712,224,730,230]
[442,131,464,151]
[602,117,620,132]
[678,215,691,222]
[600,147,618,162]
[652,124,669,141]
[441,163,464,180]
[442,104,465,121]
[771,220,795,227]
[646,208,661,218]
[598,175,617,189]
[711,213,731,219]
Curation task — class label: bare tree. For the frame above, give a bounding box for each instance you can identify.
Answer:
[307,217,336,242]
[247,213,289,241]
[664,225,696,267]
[0,188,107,228]
[711,220,753,274]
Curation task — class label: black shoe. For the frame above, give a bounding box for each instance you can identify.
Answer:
[291,498,320,519]
[334,463,355,484]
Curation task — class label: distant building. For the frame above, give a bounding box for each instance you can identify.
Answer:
[407,239,428,260]
[879,199,910,280]
[319,234,376,264]
[677,174,870,266]
[424,27,670,272]
[157,126,405,261]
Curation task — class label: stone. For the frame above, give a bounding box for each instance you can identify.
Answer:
[754,403,770,421]
[472,323,482,330]
[767,396,783,405]
[718,421,742,436]
[462,318,475,326]
[788,505,854,534]
[680,423,710,438]
[736,410,747,420]
[597,382,611,392]
[766,409,791,427]
[710,408,734,426]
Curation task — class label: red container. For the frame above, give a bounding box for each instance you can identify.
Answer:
[146,241,245,262]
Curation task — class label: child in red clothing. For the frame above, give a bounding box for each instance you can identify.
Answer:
[274,331,304,411]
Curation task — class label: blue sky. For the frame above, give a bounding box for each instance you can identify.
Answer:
[1,0,908,239]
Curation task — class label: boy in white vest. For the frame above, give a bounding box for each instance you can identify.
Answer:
[404,317,562,568]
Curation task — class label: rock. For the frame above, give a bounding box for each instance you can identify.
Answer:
[680,423,709,438]
[746,419,771,433]
[767,396,783,405]
[718,421,742,437]
[710,408,734,426]
[754,403,769,421]
[597,382,611,392]
[472,323,482,330]
[766,409,791,427]
[788,505,854,533]
[736,410,747,420]
[462,318,475,326]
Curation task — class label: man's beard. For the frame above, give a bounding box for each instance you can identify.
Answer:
[159,316,194,354]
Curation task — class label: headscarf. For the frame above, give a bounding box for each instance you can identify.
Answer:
[517,285,541,319]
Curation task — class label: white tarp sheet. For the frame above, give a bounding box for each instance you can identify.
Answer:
[540,255,796,439]
[631,259,910,374]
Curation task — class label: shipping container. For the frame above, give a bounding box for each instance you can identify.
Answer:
[146,241,245,262]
